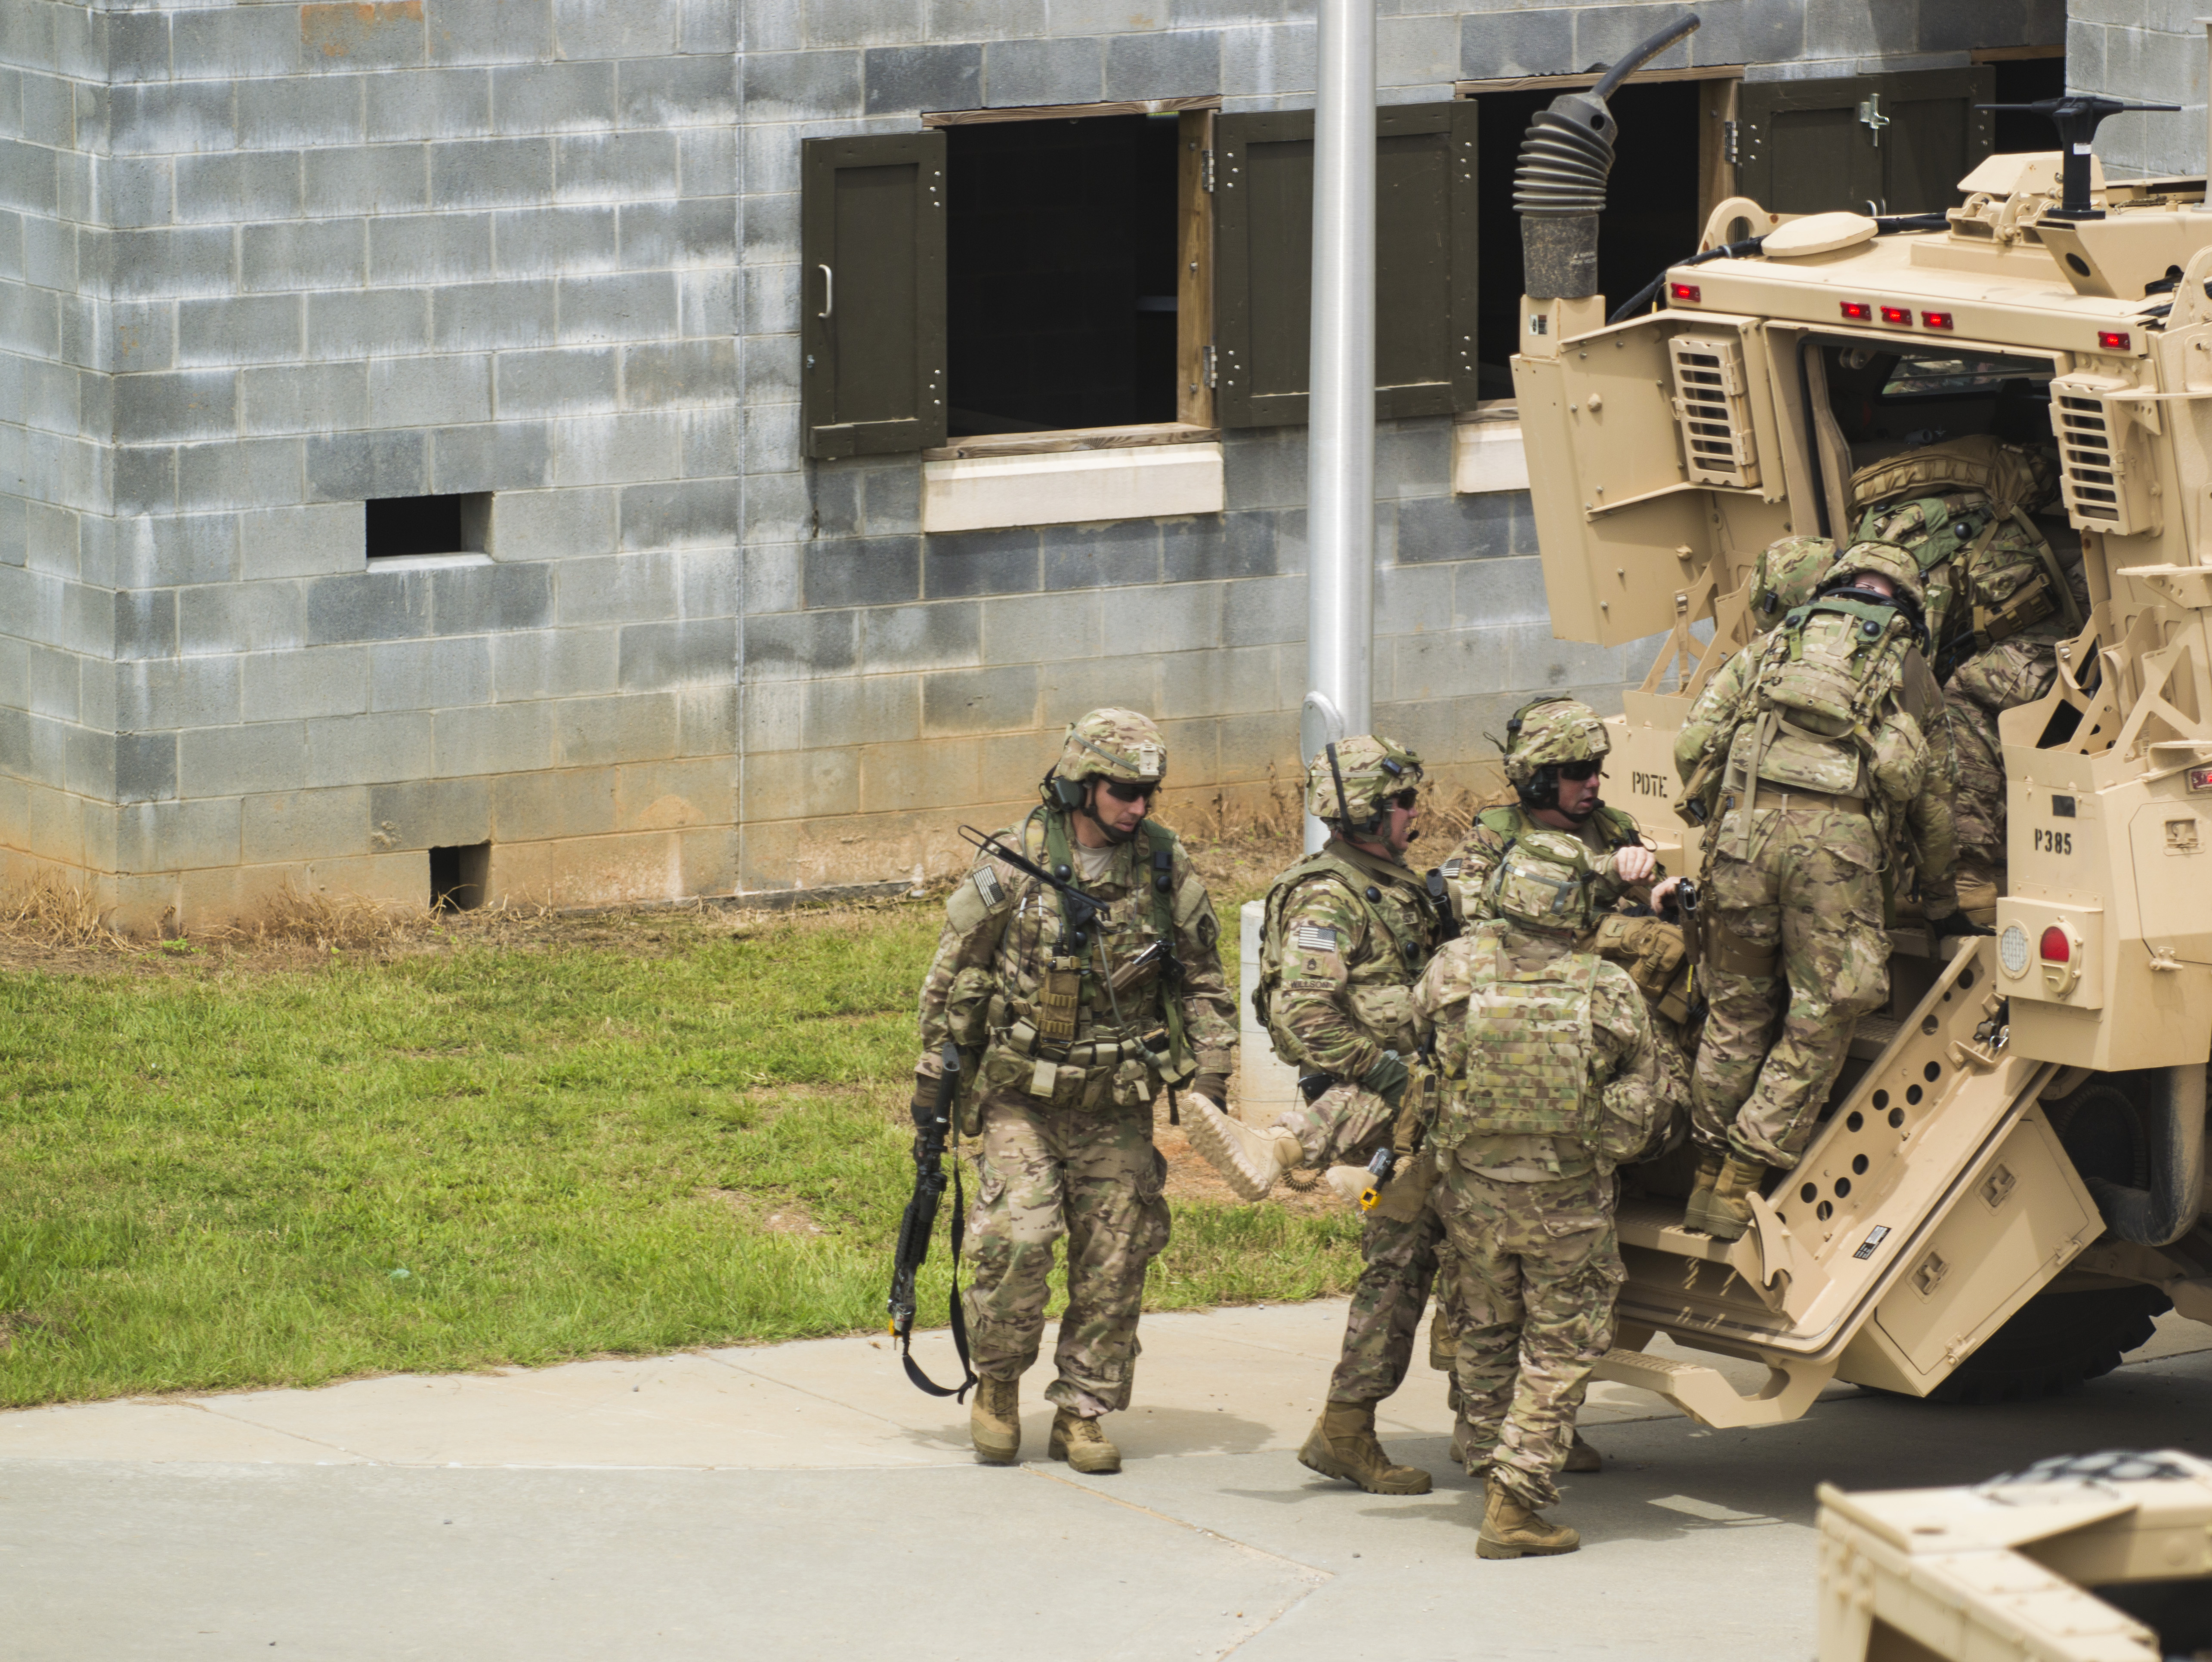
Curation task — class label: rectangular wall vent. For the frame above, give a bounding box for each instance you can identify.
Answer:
[1668,333,1760,489]
[2050,377,2157,538]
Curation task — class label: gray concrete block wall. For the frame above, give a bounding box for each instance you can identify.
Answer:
[2069,0,2209,177]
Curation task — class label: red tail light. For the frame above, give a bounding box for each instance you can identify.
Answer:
[1921,311,1954,330]
[1880,305,1911,325]
[2098,330,2131,350]
[1670,282,1701,302]
[1840,302,1871,321]
[2039,925,2071,963]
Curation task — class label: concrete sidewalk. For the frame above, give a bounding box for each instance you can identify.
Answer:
[9,1303,2212,1660]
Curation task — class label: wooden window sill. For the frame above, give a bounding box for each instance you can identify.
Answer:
[922,422,1220,462]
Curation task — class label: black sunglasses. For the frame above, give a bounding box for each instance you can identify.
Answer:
[1103,780,1159,803]
[1384,788,1420,810]
[1556,761,1601,782]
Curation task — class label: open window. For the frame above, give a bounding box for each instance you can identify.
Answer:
[1738,66,1995,218]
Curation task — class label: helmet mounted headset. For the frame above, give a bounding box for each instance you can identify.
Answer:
[1045,727,1155,845]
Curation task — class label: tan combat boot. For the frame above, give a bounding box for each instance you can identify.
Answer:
[970,1375,1020,1466]
[1184,1100,1301,1202]
[1298,1400,1433,1495]
[1681,1148,1726,1234]
[1697,1154,1771,1243]
[1476,1475,1581,1559]
[1563,1433,1603,1474]
[1048,1409,1121,1474]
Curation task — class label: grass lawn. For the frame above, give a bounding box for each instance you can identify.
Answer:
[0,861,1363,1407]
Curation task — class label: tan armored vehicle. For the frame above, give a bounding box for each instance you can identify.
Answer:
[1508,66,2212,1425]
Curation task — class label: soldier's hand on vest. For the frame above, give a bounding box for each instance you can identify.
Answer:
[1930,909,1995,940]
[1361,1051,1410,1105]
[1610,845,1657,885]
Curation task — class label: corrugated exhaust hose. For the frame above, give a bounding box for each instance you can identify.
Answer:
[1514,12,1699,299]
[2082,1063,2207,1247]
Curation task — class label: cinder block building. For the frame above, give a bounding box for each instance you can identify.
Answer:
[0,0,2062,928]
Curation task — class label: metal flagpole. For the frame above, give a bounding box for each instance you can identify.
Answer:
[1300,0,1377,853]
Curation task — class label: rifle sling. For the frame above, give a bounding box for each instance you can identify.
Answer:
[897,1157,977,1401]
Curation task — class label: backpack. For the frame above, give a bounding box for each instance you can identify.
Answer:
[1434,923,1598,1148]
[1847,435,2056,520]
[1724,597,1921,807]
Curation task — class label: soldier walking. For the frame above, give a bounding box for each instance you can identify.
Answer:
[1412,830,1684,1558]
[1183,736,1449,1495]
[915,708,1236,1473]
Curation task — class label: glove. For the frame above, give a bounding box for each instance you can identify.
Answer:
[1190,1072,1230,1108]
[1930,910,1995,940]
[1360,1050,1410,1106]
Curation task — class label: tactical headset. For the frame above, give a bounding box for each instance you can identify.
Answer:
[1501,702,1595,818]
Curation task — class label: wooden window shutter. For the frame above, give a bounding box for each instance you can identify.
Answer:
[801,133,947,460]
[1872,67,1994,215]
[1213,101,1477,428]
[1739,68,1993,217]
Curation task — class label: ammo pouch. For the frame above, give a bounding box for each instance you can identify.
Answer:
[1592,914,1695,1026]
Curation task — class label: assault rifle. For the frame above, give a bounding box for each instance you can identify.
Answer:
[887,1039,977,1400]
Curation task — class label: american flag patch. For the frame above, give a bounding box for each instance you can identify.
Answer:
[1294,924,1338,953]
[1441,858,1464,877]
[974,867,1006,909]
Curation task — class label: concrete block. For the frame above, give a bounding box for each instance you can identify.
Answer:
[1163,512,1264,583]
[1398,490,1518,564]
[305,569,433,644]
[242,503,368,581]
[981,589,1101,663]
[1452,420,1530,495]
[430,421,553,494]
[677,128,737,200]
[621,338,735,410]
[488,486,618,559]
[490,204,618,275]
[1377,561,1455,637]
[1042,519,1161,590]
[1453,555,1552,630]
[491,624,618,699]
[801,673,919,749]
[864,43,982,113]
[307,430,429,502]
[430,136,554,208]
[117,799,244,875]
[618,197,737,268]
[108,227,235,301]
[114,369,236,446]
[861,599,982,672]
[983,37,1104,105]
[619,480,737,551]
[552,0,679,56]
[304,711,434,788]
[491,763,619,842]
[856,736,981,815]
[557,271,679,343]
[179,721,307,799]
[615,755,733,832]
[741,328,801,403]
[241,787,372,864]
[1220,19,1314,96]
[1221,571,1301,646]
[741,680,805,752]
[741,50,864,121]
[307,289,432,359]
[498,344,618,416]
[117,732,179,805]
[109,83,237,156]
[492,60,613,132]
[367,777,491,850]
[682,0,738,52]
[618,617,736,690]
[117,654,243,731]
[679,547,739,617]
[241,363,369,435]
[368,354,493,427]
[1572,6,1698,76]
[550,411,683,487]
[238,77,368,151]
[1103,28,1222,99]
[429,561,553,635]
[678,683,733,761]
[553,130,680,202]
[429,0,556,64]
[109,13,173,85]
[368,212,494,286]
[176,152,302,226]
[102,159,173,232]
[804,537,919,610]
[811,469,863,541]
[179,580,306,656]
[740,402,801,477]
[1122,581,1227,655]
[370,636,491,709]
[741,744,856,821]
[803,0,921,46]
[1156,641,1282,719]
[241,221,367,294]
[303,3,431,73]
[741,608,858,682]
[432,698,554,776]
[923,527,1038,599]
[0,137,56,220]
[618,54,735,125]
[1393,626,1516,703]
[304,144,429,215]
[1377,13,1457,86]
[553,691,680,768]
[114,513,238,589]
[240,645,371,720]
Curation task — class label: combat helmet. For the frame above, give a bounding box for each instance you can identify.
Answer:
[1305,734,1424,836]
[1050,708,1166,786]
[1750,536,1837,628]
[1485,827,1599,934]
[1498,697,1610,817]
[1821,540,1927,611]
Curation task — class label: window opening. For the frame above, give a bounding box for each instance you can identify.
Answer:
[367,493,491,561]
[1820,341,2056,463]
[1474,80,1703,393]
[430,842,490,913]
[1988,55,2064,155]
[945,114,1183,436]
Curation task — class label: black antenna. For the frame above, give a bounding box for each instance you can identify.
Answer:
[1326,741,1353,830]
[1975,95,2182,217]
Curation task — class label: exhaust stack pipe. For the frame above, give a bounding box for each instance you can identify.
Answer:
[1515,13,1700,299]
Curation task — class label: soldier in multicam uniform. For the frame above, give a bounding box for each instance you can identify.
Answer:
[1183,735,1450,1496]
[915,708,1236,1474]
[1673,536,1839,779]
[1673,543,1982,1242]
[1412,827,1684,1558]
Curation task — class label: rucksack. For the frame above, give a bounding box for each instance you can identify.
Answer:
[1847,435,2056,520]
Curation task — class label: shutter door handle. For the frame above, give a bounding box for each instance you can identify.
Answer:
[818,264,834,319]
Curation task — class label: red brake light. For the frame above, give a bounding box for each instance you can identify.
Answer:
[2098,330,2131,351]
[1880,305,1911,325]
[1921,311,1953,330]
[1670,282,1701,302]
[1840,301,1871,321]
[2039,925,2071,964]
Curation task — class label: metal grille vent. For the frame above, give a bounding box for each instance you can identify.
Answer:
[2050,376,2156,537]
[1668,333,1760,489]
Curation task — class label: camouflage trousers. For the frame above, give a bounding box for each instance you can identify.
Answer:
[1945,635,2057,880]
[1693,807,1889,1168]
[962,1090,1171,1417]
[1270,1079,1396,1169]
[1328,1201,1444,1403]
[1434,1159,1622,1509]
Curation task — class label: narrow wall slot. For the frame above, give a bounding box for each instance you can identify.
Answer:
[431,842,491,913]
